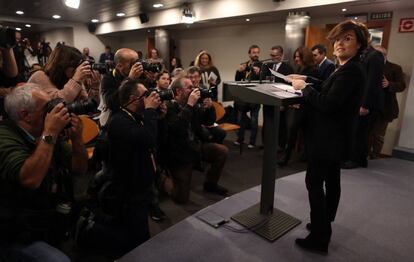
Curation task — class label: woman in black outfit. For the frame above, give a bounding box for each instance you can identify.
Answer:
[290,20,369,253]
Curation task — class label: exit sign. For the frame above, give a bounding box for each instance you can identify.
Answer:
[370,12,393,20]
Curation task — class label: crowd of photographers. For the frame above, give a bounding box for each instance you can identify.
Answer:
[0,21,407,260]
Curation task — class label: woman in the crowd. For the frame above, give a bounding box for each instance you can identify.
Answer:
[194,50,221,101]
[170,57,182,74]
[28,44,93,103]
[290,20,368,253]
[278,47,320,166]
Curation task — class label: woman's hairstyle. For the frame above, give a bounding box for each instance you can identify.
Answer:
[293,46,314,68]
[171,57,182,68]
[44,45,83,89]
[327,20,369,54]
[194,50,214,68]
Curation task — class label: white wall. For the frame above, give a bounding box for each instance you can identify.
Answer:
[41,27,74,48]
[72,24,106,62]
[390,9,414,151]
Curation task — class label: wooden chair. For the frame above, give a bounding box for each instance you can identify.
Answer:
[212,101,242,154]
[79,115,100,159]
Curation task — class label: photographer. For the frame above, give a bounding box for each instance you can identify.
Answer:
[163,77,228,204]
[0,45,19,120]
[99,48,143,127]
[28,44,90,103]
[188,66,226,144]
[0,83,87,261]
[78,79,161,257]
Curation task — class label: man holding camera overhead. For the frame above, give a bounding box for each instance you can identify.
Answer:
[0,83,87,261]
[163,76,228,204]
[99,48,143,126]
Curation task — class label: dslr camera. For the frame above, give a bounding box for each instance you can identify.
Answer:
[198,87,212,100]
[134,59,162,73]
[0,26,17,48]
[146,88,174,102]
[90,62,111,74]
[46,98,98,127]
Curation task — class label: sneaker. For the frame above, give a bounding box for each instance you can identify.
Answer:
[233,141,241,146]
[203,182,228,196]
[150,204,166,222]
[247,144,255,149]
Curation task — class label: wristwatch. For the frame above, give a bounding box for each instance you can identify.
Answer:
[41,134,56,145]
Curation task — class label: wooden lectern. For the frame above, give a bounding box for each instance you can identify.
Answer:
[224,81,303,241]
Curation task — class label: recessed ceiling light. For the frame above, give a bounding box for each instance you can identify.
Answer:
[245,18,250,22]
[91,19,99,23]
[342,8,347,12]
[64,0,80,9]
[354,16,358,20]
[16,10,24,15]
[15,27,22,31]
[25,24,31,28]
[52,15,61,19]
[147,29,151,32]
[116,12,126,17]
[153,3,164,8]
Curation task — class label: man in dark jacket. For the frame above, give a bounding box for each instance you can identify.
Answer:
[311,44,336,81]
[163,77,228,204]
[343,44,385,169]
[106,79,161,254]
[369,45,406,158]
[234,44,262,148]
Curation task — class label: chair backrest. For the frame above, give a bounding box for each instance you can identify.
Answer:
[79,115,99,144]
[212,101,225,122]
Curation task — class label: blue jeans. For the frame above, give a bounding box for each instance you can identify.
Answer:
[17,241,70,262]
[235,102,260,145]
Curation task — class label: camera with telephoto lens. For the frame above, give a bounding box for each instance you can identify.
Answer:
[134,59,162,73]
[90,62,111,74]
[199,87,212,100]
[0,26,17,48]
[146,88,174,102]
[45,98,98,128]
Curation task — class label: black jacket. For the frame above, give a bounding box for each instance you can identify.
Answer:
[382,61,406,121]
[263,62,294,83]
[302,56,365,161]
[107,108,158,194]
[235,61,263,81]
[361,47,385,111]
[318,58,336,81]
[100,70,126,114]
[165,101,215,165]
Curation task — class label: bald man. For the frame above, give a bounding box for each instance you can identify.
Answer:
[99,48,144,126]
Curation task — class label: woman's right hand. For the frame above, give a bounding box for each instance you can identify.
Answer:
[72,61,92,83]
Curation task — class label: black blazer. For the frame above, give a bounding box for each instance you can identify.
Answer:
[361,47,385,111]
[302,56,365,161]
[318,58,336,81]
[382,61,406,121]
[263,62,294,83]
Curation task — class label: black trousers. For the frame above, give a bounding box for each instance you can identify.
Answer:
[350,111,379,164]
[306,157,341,239]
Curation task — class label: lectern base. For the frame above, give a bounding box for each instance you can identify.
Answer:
[231,204,301,242]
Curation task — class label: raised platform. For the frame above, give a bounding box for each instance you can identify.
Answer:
[118,158,414,262]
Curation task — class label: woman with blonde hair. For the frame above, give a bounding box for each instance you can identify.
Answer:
[194,50,221,101]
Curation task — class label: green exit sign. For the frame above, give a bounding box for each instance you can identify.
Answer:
[370,12,393,20]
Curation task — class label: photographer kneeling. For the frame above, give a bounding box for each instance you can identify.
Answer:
[0,83,88,261]
[163,77,228,204]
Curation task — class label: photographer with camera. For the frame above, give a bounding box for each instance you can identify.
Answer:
[233,44,262,149]
[0,83,88,261]
[188,66,226,144]
[99,48,144,126]
[163,77,228,204]
[28,44,91,104]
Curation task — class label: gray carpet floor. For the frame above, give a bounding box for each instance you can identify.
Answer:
[119,157,414,262]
